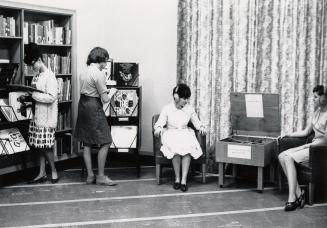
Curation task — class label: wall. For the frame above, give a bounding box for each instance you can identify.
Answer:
[6,0,178,154]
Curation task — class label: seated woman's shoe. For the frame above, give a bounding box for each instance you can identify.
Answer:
[86,175,96,184]
[173,182,181,190]
[181,184,188,192]
[28,175,48,184]
[96,175,117,186]
[297,190,305,209]
[284,200,299,211]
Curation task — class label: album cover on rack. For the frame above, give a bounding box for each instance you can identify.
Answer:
[109,89,139,117]
[110,126,137,149]
[0,127,29,155]
[113,62,139,86]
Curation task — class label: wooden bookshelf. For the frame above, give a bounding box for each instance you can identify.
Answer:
[0,0,76,175]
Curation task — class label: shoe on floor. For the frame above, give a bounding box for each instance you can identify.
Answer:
[27,175,48,184]
[181,184,188,192]
[96,175,117,186]
[86,175,96,184]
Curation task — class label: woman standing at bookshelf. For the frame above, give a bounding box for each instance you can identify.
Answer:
[23,43,59,184]
[74,47,117,185]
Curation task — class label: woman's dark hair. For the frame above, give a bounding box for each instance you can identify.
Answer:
[313,85,325,96]
[24,42,42,65]
[86,47,109,65]
[172,83,191,99]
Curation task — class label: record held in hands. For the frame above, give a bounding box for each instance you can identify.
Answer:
[5,84,44,93]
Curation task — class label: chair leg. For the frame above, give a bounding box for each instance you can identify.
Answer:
[308,182,315,205]
[202,163,206,184]
[156,164,161,185]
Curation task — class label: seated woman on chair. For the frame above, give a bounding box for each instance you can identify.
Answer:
[278,85,327,211]
[154,83,206,192]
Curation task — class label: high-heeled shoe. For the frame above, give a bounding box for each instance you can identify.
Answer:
[297,190,305,209]
[284,200,299,211]
[181,184,188,192]
[173,182,181,190]
[28,175,48,184]
[50,176,60,184]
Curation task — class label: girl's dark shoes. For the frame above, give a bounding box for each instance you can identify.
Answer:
[284,200,299,211]
[181,184,188,192]
[173,182,181,190]
[28,175,48,184]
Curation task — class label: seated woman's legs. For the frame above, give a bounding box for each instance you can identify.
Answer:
[278,148,305,211]
[181,154,191,185]
[172,155,181,183]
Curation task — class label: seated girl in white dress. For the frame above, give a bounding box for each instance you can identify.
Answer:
[154,83,206,192]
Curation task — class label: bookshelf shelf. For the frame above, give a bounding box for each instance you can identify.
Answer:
[0,0,76,176]
[0,36,22,39]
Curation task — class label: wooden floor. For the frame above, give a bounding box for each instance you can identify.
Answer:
[0,166,327,228]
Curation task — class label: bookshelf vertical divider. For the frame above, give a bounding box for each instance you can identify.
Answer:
[0,0,76,175]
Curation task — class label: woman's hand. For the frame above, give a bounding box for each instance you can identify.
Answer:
[199,125,206,135]
[154,127,162,137]
[108,88,118,99]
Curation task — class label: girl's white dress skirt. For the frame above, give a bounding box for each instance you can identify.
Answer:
[160,128,203,159]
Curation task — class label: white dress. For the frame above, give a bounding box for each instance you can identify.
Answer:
[154,103,203,159]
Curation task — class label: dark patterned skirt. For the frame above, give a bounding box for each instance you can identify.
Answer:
[29,121,56,148]
[74,94,112,145]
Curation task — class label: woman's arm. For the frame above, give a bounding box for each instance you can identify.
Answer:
[32,75,57,103]
[286,123,313,138]
[190,108,206,135]
[154,107,168,137]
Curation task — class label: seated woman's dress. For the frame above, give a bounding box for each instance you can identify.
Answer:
[284,107,327,163]
[154,103,203,159]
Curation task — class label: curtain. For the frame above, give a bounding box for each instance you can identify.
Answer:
[177,0,327,170]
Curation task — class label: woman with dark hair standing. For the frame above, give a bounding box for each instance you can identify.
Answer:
[154,83,206,191]
[278,85,327,211]
[74,47,117,185]
[24,42,59,184]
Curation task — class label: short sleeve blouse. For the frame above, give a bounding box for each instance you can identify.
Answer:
[79,64,107,97]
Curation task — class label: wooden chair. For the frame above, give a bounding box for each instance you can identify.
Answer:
[152,114,206,185]
[277,136,327,205]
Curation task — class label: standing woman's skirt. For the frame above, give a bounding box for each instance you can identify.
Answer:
[74,94,112,145]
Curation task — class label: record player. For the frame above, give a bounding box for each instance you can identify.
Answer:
[216,93,280,192]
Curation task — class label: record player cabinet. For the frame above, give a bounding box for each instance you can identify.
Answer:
[216,93,280,192]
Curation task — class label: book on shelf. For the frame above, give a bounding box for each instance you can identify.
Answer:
[0,15,15,37]
[0,128,29,156]
[25,20,71,45]
[53,133,72,157]
[57,78,71,101]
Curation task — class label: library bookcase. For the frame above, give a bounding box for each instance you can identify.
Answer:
[0,0,76,175]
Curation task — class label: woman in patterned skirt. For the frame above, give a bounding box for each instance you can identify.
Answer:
[74,47,117,185]
[154,83,206,192]
[23,43,59,184]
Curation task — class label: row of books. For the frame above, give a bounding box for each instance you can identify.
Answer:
[24,52,71,75]
[53,133,72,157]
[23,20,71,45]
[57,78,71,102]
[56,109,71,131]
[0,15,15,37]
